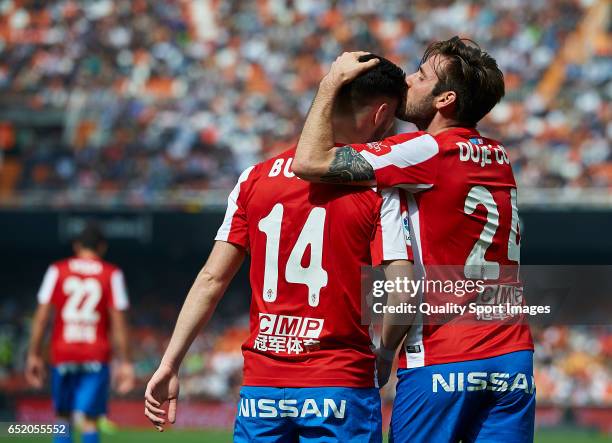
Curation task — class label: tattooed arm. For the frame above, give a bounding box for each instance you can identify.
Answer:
[293,52,378,186]
[319,146,375,184]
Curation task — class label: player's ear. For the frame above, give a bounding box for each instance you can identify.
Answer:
[373,101,392,128]
[435,90,456,111]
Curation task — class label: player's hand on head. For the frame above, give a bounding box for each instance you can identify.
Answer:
[24,354,45,389]
[322,51,379,89]
[144,363,180,432]
[114,361,135,394]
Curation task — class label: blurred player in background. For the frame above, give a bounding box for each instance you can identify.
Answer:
[25,223,134,443]
[144,55,412,442]
[293,38,535,443]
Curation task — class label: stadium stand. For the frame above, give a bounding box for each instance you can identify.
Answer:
[0,0,609,206]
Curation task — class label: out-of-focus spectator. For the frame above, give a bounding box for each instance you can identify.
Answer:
[0,0,609,206]
[534,325,612,406]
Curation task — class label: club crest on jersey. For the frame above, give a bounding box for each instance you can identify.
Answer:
[402,210,411,245]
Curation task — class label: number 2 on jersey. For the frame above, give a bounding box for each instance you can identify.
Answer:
[464,186,520,280]
[258,204,328,307]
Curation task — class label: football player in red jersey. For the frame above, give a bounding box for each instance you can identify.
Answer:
[293,38,535,443]
[26,223,134,443]
[144,55,413,442]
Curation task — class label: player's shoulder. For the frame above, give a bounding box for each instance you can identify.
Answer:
[238,147,296,185]
[49,257,72,275]
[256,147,295,172]
[385,130,433,144]
[92,260,124,286]
[98,259,122,274]
[358,131,438,158]
[433,127,505,147]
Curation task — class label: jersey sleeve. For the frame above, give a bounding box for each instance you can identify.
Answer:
[36,265,59,305]
[371,189,411,266]
[215,166,255,249]
[110,269,129,310]
[351,132,440,191]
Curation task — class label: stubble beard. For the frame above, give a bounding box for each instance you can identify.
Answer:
[399,93,436,131]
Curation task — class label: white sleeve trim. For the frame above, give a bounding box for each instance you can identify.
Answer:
[379,189,409,261]
[360,133,438,171]
[111,269,129,310]
[37,265,59,304]
[215,166,255,242]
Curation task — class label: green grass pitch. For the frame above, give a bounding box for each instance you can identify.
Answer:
[3,428,611,442]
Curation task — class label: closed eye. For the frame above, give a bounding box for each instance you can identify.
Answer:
[418,66,426,80]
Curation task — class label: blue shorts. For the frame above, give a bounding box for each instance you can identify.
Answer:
[51,363,110,417]
[390,350,535,443]
[234,386,382,443]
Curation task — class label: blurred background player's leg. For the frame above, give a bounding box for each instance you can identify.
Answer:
[51,365,75,443]
[73,364,110,443]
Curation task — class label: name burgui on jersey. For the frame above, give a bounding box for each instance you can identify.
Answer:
[361,265,555,326]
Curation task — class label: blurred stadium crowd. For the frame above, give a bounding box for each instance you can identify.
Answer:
[0,299,610,407]
[0,0,610,205]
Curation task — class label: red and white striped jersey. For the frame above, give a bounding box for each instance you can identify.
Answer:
[216,148,409,387]
[352,127,534,368]
[37,257,129,364]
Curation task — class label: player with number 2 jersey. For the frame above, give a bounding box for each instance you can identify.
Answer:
[293,40,536,443]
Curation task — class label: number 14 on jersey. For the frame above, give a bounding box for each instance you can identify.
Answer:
[258,204,328,307]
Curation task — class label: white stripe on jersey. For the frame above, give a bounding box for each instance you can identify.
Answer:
[216,166,255,242]
[111,269,129,310]
[360,133,438,171]
[37,265,59,304]
[379,189,409,261]
[403,192,425,368]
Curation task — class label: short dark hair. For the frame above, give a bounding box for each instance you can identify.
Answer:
[74,222,106,250]
[336,54,406,113]
[422,36,504,127]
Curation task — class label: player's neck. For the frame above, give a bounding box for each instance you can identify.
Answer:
[76,250,100,260]
[334,129,353,145]
[426,114,467,136]
[335,127,378,145]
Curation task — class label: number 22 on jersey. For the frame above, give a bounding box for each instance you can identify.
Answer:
[258,204,328,307]
[61,276,102,343]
